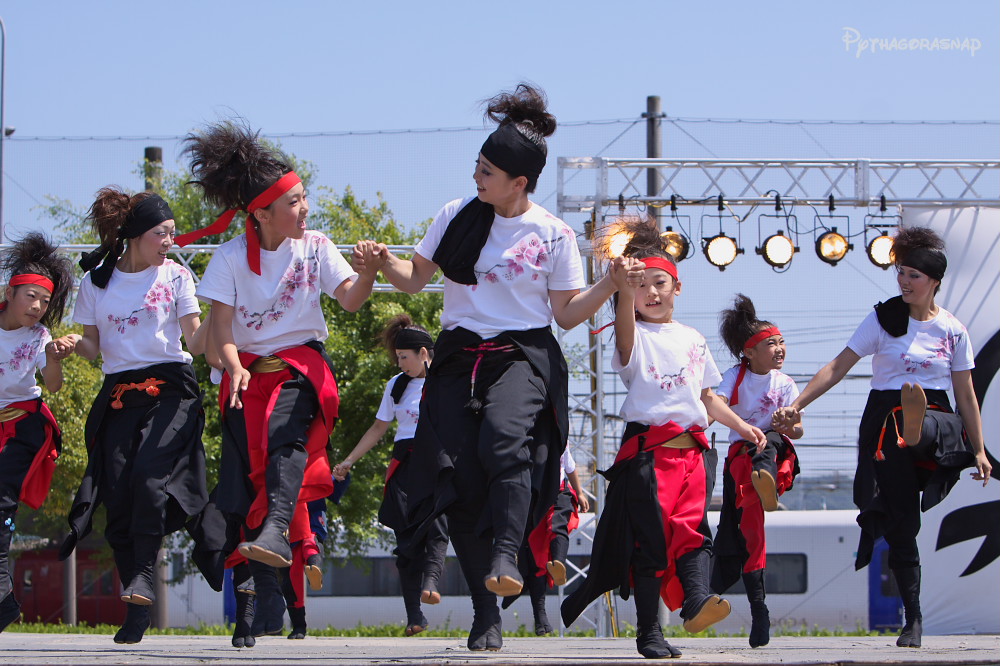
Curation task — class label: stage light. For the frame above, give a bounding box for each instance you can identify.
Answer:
[757,230,797,268]
[867,233,894,269]
[606,230,632,259]
[816,229,851,266]
[661,227,690,262]
[703,233,741,270]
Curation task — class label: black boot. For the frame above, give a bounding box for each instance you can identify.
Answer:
[528,574,553,636]
[633,575,682,658]
[400,560,428,636]
[894,566,922,648]
[0,512,21,633]
[287,606,307,639]
[113,603,151,644]
[676,548,731,633]
[483,472,529,597]
[750,440,779,512]
[421,531,448,605]
[121,535,162,606]
[239,447,306,568]
[249,561,285,637]
[547,532,569,586]
[743,569,770,648]
[232,591,256,648]
[452,532,502,651]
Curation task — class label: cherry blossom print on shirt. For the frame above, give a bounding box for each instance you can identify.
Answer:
[238,238,322,330]
[107,274,184,334]
[645,342,709,391]
[0,329,44,377]
[899,327,966,374]
[472,232,568,288]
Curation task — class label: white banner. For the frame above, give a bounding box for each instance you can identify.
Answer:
[902,206,1000,634]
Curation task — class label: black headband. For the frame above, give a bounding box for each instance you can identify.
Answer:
[480,123,546,179]
[79,193,175,289]
[895,247,947,282]
[395,327,434,351]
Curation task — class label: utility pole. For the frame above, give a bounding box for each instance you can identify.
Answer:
[62,551,77,626]
[643,96,665,229]
[144,146,163,192]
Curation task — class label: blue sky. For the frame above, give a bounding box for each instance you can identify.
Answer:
[1,0,997,136]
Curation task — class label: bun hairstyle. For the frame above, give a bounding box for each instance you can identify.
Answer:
[482,84,557,193]
[719,294,776,361]
[890,226,947,292]
[379,313,433,359]
[183,119,293,217]
[87,187,157,247]
[1,232,75,327]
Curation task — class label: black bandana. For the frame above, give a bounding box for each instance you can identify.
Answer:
[395,327,434,351]
[480,123,547,179]
[874,295,910,337]
[79,194,175,289]
[895,247,947,282]
[431,197,495,285]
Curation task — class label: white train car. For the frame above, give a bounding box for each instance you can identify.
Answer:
[163,509,894,635]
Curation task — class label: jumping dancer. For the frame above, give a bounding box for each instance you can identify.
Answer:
[562,221,765,659]
[774,226,991,648]
[710,294,802,648]
[177,121,377,644]
[0,234,73,633]
[60,188,210,645]
[354,84,619,651]
[334,314,446,636]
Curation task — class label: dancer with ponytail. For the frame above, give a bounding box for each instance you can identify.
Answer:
[178,120,377,645]
[334,314,446,637]
[774,226,991,648]
[60,188,210,644]
[0,234,73,633]
[710,294,801,648]
[355,84,619,651]
[562,220,765,659]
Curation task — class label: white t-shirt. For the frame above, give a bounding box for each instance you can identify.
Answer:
[74,260,199,374]
[612,320,722,430]
[414,197,586,338]
[846,308,975,391]
[0,323,50,407]
[196,231,357,357]
[716,366,800,444]
[374,373,424,442]
[559,448,576,484]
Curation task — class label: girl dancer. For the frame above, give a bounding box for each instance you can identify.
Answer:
[0,234,73,633]
[774,227,991,648]
[710,294,801,648]
[176,121,377,641]
[355,84,619,651]
[561,222,765,659]
[60,188,210,644]
[334,314,446,637]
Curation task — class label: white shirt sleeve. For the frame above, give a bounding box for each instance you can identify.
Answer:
[546,224,586,291]
[716,365,738,400]
[174,266,201,318]
[951,322,976,372]
[35,327,52,370]
[414,198,472,263]
[374,378,397,423]
[702,347,723,389]
[196,246,238,306]
[72,276,98,326]
[561,449,577,475]
[847,311,881,358]
[317,234,360,299]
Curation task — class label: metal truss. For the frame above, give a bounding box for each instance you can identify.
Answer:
[558,158,1000,210]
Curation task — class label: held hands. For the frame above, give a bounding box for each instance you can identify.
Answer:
[772,406,802,435]
[352,240,388,278]
[333,460,352,481]
[608,256,645,292]
[971,452,992,486]
[46,334,80,361]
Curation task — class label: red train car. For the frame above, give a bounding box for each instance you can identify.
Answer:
[13,548,126,626]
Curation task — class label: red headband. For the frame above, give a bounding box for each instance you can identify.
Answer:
[743,326,782,350]
[175,171,302,275]
[638,256,678,281]
[9,273,55,293]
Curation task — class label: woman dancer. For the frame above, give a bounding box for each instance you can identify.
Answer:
[176,120,377,641]
[355,84,619,651]
[561,222,765,659]
[0,234,73,633]
[60,188,209,644]
[774,226,991,648]
[334,314,446,636]
[710,294,801,648]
